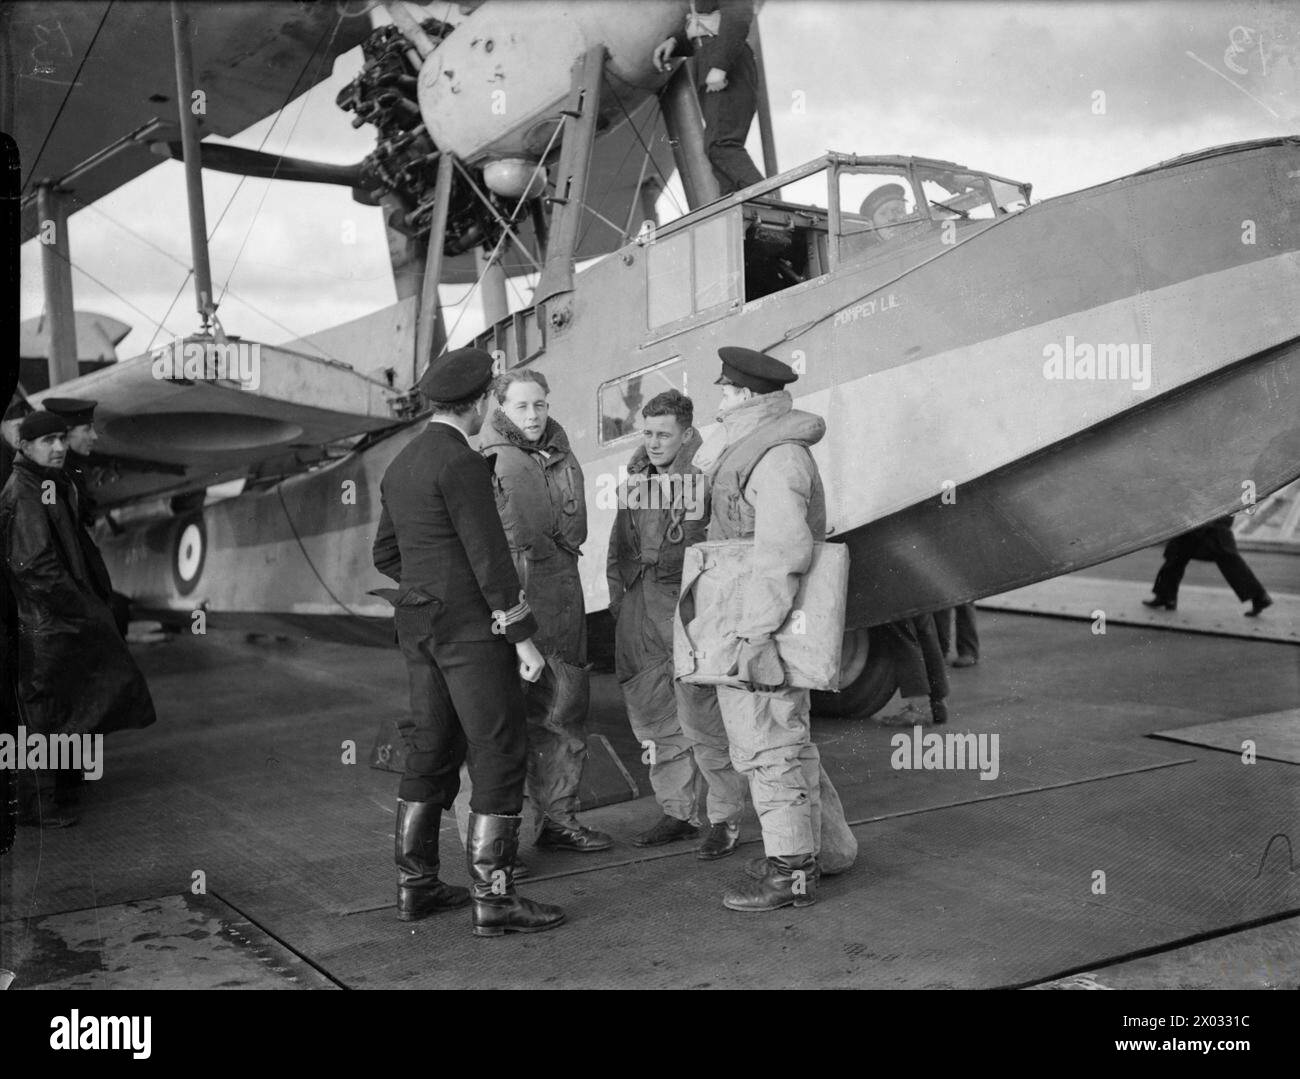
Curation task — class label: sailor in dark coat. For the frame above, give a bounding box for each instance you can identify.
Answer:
[653,0,765,194]
[41,397,129,636]
[1,411,157,827]
[372,348,565,937]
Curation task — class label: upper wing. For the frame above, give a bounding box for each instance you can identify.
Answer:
[6,0,373,241]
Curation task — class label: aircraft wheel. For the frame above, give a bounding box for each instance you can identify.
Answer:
[812,626,897,719]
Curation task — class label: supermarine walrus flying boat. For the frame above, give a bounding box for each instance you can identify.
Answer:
[9,0,1300,717]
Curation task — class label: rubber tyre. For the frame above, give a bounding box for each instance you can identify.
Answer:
[812,626,898,719]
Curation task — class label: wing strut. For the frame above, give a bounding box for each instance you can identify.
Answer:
[413,152,454,386]
[34,183,79,387]
[536,46,607,306]
[169,1,218,335]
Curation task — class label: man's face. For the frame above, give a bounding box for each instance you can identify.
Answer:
[22,433,68,469]
[66,422,97,455]
[717,382,752,416]
[0,418,23,450]
[501,380,549,442]
[465,394,489,437]
[871,197,910,228]
[642,413,689,467]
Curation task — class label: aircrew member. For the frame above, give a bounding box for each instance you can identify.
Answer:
[478,370,614,853]
[704,347,853,911]
[608,389,747,857]
[653,0,765,195]
[372,349,564,937]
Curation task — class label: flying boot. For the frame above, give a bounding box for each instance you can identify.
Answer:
[723,853,819,912]
[467,812,566,937]
[395,799,469,921]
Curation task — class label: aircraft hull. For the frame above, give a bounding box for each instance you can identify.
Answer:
[99,137,1300,637]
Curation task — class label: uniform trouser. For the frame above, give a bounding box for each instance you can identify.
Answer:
[886,617,950,701]
[935,604,980,661]
[615,574,746,826]
[396,624,528,815]
[697,45,765,194]
[714,683,858,869]
[1153,531,1265,603]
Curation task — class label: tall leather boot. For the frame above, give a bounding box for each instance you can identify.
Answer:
[723,854,819,912]
[396,799,469,921]
[467,812,566,938]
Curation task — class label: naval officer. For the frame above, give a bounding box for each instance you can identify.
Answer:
[372,348,565,937]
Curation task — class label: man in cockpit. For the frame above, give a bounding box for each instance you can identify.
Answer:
[857,183,929,244]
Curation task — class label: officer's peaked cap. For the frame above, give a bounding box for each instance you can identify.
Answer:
[714,346,797,394]
[417,348,495,402]
[42,397,98,426]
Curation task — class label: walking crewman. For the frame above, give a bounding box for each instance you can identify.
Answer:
[704,347,855,911]
[608,389,748,858]
[1143,515,1273,616]
[372,349,565,937]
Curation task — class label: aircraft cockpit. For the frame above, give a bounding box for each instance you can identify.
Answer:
[638,154,1033,327]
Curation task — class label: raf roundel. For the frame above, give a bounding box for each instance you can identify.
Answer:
[172,516,207,595]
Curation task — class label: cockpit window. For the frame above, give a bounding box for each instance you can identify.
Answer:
[916,168,997,220]
[598,355,688,444]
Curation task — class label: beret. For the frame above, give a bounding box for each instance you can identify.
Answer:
[714,346,797,395]
[42,397,98,426]
[4,394,33,422]
[417,348,495,401]
[19,411,69,441]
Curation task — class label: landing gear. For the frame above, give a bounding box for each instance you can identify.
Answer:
[811,626,898,719]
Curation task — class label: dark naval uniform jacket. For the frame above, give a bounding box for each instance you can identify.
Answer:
[373,421,537,643]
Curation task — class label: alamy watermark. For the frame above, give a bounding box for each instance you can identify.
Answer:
[0,726,103,779]
[595,469,708,520]
[890,724,1000,780]
[1042,336,1151,391]
[151,338,261,391]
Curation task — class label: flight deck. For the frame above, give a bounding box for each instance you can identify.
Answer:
[2,546,1295,990]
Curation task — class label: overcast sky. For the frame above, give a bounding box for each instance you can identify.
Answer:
[18,0,1300,363]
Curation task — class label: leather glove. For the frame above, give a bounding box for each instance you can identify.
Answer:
[737,635,784,691]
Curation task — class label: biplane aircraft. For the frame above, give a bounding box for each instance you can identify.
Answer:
[8,0,1300,718]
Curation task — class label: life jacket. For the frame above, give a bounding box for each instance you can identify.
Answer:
[706,392,827,541]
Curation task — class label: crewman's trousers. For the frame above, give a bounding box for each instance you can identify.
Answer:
[1153,527,1265,604]
[714,683,858,869]
[396,619,528,815]
[935,603,980,661]
[697,44,765,194]
[615,575,746,826]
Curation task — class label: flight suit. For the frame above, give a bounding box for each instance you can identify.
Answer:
[607,432,746,828]
[478,411,592,833]
[706,391,857,868]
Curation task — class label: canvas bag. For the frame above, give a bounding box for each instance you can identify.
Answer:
[673,540,849,691]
